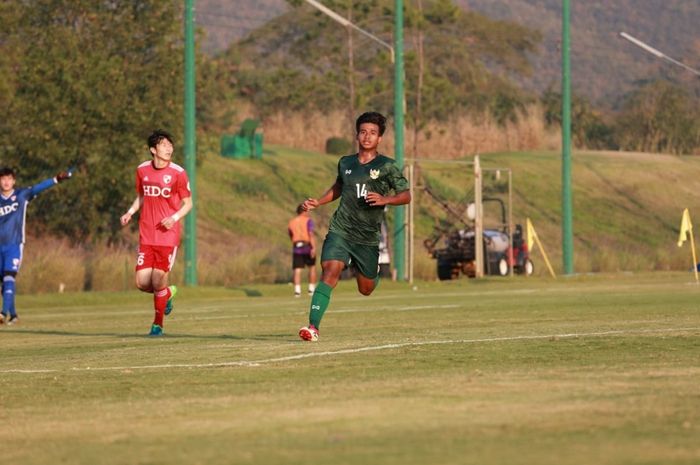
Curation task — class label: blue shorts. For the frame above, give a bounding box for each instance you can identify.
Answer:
[0,244,22,273]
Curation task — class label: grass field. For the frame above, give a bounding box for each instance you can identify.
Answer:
[1,273,700,465]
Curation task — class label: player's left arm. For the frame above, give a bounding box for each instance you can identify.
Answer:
[366,189,411,207]
[366,163,411,206]
[160,196,192,230]
[29,170,72,198]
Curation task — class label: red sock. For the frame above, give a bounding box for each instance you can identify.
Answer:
[153,287,171,327]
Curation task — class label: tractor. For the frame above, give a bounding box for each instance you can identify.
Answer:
[423,189,533,280]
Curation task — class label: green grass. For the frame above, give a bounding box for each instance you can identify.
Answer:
[195,147,700,278]
[2,273,700,464]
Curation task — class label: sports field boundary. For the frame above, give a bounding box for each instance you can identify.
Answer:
[2,326,697,375]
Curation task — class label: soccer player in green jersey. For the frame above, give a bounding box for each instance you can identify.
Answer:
[298,112,411,341]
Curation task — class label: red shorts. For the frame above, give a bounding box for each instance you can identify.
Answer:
[136,245,178,272]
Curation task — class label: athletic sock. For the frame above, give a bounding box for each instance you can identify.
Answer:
[373,275,380,289]
[308,283,316,294]
[3,276,16,317]
[294,284,301,295]
[153,287,171,327]
[309,281,332,329]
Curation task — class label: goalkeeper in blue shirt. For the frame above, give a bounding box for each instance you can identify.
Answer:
[0,167,71,326]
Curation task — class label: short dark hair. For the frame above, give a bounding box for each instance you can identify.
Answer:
[147,129,174,150]
[356,112,387,136]
[0,167,16,178]
[296,204,305,215]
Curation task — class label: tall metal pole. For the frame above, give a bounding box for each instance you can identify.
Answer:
[408,163,414,284]
[393,0,406,280]
[508,169,513,277]
[474,156,483,278]
[561,0,573,275]
[184,0,198,285]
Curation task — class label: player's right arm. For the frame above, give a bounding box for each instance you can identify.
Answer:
[120,196,143,226]
[302,180,341,212]
[28,170,72,199]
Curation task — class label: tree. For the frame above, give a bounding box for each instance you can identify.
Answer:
[403,2,539,124]
[541,89,616,150]
[616,80,700,155]
[218,0,539,132]
[0,0,184,244]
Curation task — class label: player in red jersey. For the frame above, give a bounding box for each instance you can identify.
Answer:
[120,130,193,336]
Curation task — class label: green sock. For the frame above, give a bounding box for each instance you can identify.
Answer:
[309,282,333,328]
[373,275,380,289]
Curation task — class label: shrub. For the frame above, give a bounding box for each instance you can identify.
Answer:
[325,137,352,156]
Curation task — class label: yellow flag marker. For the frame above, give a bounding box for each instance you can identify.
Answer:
[527,218,556,278]
[677,208,699,283]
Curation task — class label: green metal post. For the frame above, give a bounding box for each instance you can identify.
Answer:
[184,0,198,285]
[561,0,573,274]
[393,0,406,281]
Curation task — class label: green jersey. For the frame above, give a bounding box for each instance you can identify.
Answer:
[328,154,409,245]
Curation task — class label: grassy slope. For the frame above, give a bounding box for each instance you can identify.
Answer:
[18,147,699,292]
[1,274,699,464]
[194,147,700,281]
[485,150,700,272]
[193,145,337,285]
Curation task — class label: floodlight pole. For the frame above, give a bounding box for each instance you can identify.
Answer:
[561,0,574,275]
[393,0,406,281]
[304,0,395,62]
[184,0,198,285]
[619,32,700,77]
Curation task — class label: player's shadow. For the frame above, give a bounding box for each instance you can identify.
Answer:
[229,287,263,297]
[3,328,296,341]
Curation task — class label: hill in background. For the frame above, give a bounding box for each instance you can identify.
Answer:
[197,0,700,106]
[197,0,288,54]
[458,0,700,106]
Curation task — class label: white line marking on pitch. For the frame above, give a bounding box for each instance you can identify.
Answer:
[1,327,697,374]
[23,303,461,322]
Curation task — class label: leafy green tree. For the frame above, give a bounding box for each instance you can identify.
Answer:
[404,3,539,124]
[214,0,539,133]
[224,0,390,119]
[616,80,699,155]
[0,0,183,244]
[0,2,21,120]
[541,89,617,150]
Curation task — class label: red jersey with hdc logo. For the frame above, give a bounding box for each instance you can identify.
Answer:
[136,160,191,247]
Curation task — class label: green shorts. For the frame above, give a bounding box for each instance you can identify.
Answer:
[321,231,379,279]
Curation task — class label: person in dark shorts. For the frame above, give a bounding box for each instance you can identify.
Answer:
[298,112,411,341]
[288,204,317,297]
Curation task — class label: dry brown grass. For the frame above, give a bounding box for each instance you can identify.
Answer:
[16,224,293,294]
[19,236,134,293]
[234,104,560,159]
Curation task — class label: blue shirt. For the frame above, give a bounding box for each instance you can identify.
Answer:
[0,178,57,245]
